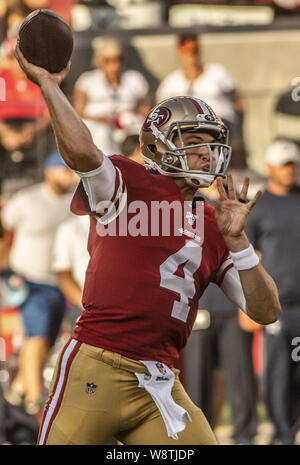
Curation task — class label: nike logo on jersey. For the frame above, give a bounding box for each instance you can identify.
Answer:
[178,227,202,243]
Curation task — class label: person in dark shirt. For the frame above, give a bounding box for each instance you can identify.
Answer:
[185,181,258,445]
[246,139,300,445]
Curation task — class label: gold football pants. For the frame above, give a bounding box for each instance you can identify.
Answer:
[38,338,217,445]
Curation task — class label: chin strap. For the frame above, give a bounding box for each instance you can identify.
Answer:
[185,174,216,188]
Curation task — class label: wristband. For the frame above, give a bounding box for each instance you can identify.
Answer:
[229,244,259,271]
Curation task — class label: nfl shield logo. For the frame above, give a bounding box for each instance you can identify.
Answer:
[186,211,198,226]
[155,363,167,375]
[85,382,97,396]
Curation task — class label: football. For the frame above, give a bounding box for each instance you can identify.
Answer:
[17,9,74,74]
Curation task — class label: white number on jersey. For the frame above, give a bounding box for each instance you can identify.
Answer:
[160,240,202,323]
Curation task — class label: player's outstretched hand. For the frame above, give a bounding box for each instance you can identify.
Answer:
[214,174,261,243]
[14,42,71,88]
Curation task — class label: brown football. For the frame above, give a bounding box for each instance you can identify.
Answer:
[17,9,74,74]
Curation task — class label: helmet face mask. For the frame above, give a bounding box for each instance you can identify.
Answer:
[140,96,232,188]
[163,143,231,188]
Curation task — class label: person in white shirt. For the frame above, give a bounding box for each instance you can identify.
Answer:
[52,215,90,326]
[73,37,151,154]
[1,151,77,415]
[156,34,247,170]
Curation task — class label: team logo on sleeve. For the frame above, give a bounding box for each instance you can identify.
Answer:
[85,382,98,396]
[142,107,170,131]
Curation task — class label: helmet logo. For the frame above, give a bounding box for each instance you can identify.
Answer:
[196,113,215,122]
[143,107,170,131]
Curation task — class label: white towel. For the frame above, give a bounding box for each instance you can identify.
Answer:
[135,360,192,440]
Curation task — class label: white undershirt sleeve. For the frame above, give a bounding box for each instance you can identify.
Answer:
[74,155,117,212]
[219,266,247,313]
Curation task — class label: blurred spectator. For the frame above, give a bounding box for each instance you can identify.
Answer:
[73,36,151,154]
[52,215,89,331]
[0,386,39,444]
[22,0,50,8]
[0,0,6,42]
[0,1,30,41]
[0,33,51,178]
[185,181,259,445]
[21,0,77,24]
[246,139,300,444]
[156,33,247,171]
[0,1,54,43]
[1,151,77,415]
[0,196,11,268]
[46,0,76,24]
[0,0,75,40]
[121,134,144,164]
[272,87,300,151]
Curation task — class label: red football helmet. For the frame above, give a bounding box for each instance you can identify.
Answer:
[140,96,232,187]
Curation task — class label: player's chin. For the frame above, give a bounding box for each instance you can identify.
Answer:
[191,165,210,173]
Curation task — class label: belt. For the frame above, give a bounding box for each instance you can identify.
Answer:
[80,343,151,374]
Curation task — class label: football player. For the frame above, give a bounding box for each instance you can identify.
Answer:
[15,45,281,445]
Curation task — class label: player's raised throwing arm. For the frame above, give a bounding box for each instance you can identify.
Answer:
[14,45,102,172]
[215,174,281,325]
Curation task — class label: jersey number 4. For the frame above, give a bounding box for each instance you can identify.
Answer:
[160,241,202,323]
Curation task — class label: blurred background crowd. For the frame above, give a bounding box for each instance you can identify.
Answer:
[1,0,300,445]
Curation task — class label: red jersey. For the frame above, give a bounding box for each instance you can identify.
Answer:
[0,69,47,120]
[71,155,233,367]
